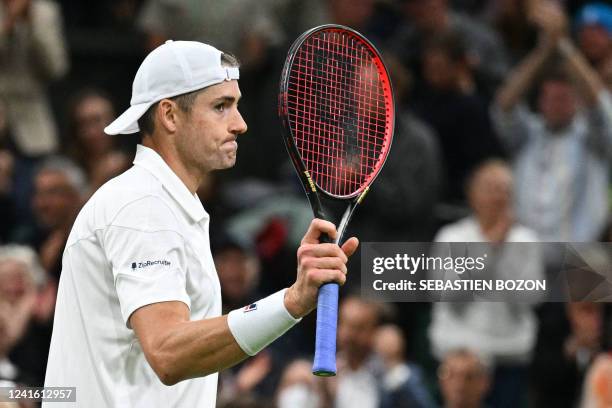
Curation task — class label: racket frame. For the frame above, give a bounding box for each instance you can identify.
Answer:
[278,24,395,376]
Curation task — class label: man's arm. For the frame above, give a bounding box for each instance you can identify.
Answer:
[494,2,560,112]
[130,219,358,386]
[558,38,606,107]
[130,303,244,385]
[28,0,69,80]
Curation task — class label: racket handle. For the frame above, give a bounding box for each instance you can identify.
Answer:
[312,282,339,376]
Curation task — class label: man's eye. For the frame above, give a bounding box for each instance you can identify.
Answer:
[215,104,225,112]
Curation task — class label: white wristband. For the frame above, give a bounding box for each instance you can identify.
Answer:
[227,289,302,356]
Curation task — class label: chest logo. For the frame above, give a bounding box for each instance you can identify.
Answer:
[131,260,171,269]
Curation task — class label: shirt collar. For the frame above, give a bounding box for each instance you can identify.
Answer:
[133,144,208,223]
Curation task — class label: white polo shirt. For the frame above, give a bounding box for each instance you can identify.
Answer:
[44,145,222,408]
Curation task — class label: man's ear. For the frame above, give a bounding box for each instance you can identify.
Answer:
[157,99,179,134]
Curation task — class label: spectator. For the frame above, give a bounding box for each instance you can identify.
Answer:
[25,157,85,279]
[429,160,543,408]
[580,352,612,408]
[333,296,385,408]
[276,359,326,408]
[391,0,509,96]
[374,324,437,408]
[0,0,69,157]
[347,53,442,243]
[492,0,612,242]
[412,33,503,203]
[7,157,85,385]
[213,234,261,314]
[0,245,46,386]
[64,88,130,192]
[531,302,605,408]
[575,2,612,89]
[438,349,491,408]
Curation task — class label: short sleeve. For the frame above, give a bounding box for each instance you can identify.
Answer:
[103,196,190,327]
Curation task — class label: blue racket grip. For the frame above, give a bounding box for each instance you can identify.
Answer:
[312,282,339,376]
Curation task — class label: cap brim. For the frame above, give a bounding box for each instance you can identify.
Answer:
[104,103,151,135]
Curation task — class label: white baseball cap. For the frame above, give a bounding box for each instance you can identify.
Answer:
[104,40,240,135]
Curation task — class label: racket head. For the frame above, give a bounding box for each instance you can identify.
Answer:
[279,24,395,200]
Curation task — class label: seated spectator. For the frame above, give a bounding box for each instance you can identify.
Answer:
[65,88,130,192]
[374,324,437,408]
[429,160,543,408]
[333,296,387,408]
[25,157,86,280]
[531,302,605,408]
[412,33,503,203]
[348,53,442,243]
[492,0,612,242]
[213,234,261,314]
[438,349,491,408]
[276,359,326,408]
[0,245,46,386]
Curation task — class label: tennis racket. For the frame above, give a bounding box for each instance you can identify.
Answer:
[278,25,395,376]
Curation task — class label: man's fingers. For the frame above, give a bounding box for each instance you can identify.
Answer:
[299,243,348,262]
[301,219,338,244]
[341,237,359,258]
[302,257,347,274]
[308,269,347,286]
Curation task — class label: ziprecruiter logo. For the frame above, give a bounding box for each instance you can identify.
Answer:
[131,260,171,269]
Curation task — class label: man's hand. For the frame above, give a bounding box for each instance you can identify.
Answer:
[5,0,31,21]
[284,219,359,319]
[530,0,568,47]
[2,0,31,35]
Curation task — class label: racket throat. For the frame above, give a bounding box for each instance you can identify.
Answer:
[335,206,353,244]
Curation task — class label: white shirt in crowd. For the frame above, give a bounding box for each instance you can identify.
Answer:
[429,217,543,365]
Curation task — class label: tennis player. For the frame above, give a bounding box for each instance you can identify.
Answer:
[43,40,358,407]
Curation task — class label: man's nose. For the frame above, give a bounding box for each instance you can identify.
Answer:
[231,109,248,135]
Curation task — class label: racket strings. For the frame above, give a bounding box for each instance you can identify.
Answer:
[286,30,391,197]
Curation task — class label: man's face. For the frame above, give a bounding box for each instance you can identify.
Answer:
[439,354,490,408]
[0,260,33,305]
[337,298,378,360]
[468,164,513,221]
[75,95,115,156]
[578,25,611,63]
[174,80,247,175]
[423,49,458,91]
[330,0,375,29]
[404,0,448,31]
[538,80,577,131]
[215,247,258,303]
[33,170,80,229]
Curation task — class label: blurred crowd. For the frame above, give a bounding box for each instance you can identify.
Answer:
[1,0,612,407]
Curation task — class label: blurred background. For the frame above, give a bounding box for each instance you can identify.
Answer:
[1,0,612,407]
